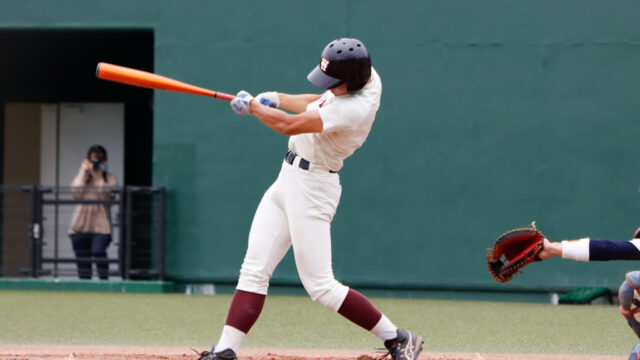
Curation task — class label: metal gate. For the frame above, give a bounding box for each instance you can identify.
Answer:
[0,186,166,280]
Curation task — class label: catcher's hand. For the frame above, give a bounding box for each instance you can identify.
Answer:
[487,224,544,283]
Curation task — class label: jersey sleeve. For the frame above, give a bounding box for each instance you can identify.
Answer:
[589,239,640,261]
[318,98,362,133]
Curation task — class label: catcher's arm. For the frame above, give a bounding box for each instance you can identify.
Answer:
[541,237,640,261]
[538,238,561,260]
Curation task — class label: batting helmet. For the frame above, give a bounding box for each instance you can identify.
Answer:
[307,38,371,93]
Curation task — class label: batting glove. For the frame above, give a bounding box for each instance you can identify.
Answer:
[255,91,280,108]
[230,90,253,116]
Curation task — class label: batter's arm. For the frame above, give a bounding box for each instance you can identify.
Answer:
[250,100,322,135]
[278,93,322,114]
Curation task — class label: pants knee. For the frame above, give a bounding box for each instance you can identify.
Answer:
[236,267,270,295]
[303,277,349,311]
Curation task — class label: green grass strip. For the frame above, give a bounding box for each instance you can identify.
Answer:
[0,290,635,355]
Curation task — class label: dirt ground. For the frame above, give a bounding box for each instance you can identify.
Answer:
[0,346,627,360]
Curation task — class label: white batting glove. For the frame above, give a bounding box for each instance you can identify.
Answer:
[230,90,253,116]
[255,91,280,108]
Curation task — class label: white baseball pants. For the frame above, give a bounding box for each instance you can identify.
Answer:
[236,159,349,311]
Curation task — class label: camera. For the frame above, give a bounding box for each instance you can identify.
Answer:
[90,159,101,171]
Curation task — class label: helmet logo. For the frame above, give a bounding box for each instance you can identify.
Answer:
[320,57,330,72]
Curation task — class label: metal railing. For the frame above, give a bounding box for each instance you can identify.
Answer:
[0,185,166,280]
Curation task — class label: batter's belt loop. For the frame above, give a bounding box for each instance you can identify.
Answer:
[284,150,337,174]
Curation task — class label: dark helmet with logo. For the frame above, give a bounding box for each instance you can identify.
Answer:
[307,38,371,93]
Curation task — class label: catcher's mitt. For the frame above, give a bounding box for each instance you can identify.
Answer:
[487,224,544,283]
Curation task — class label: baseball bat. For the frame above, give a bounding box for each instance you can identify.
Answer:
[95,62,235,101]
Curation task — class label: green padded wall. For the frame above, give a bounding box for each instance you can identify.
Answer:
[1,0,640,293]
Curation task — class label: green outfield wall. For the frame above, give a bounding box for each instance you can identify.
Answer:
[1,0,640,294]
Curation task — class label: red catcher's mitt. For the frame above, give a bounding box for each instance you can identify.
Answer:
[487,225,544,283]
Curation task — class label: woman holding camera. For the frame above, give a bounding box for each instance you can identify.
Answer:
[69,145,118,280]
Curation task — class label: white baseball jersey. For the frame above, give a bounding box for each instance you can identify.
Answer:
[236,68,383,314]
[289,67,382,171]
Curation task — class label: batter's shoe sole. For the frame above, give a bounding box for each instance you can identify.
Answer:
[194,347,237,360]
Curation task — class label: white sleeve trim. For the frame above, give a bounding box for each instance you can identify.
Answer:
[630,239,640,252]
[561,238,591,262]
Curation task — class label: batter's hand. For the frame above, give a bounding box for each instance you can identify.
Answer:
[230,90,254,115]
[255,92,280,108]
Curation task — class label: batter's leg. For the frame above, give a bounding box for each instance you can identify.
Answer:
[288,214,398,340]
[280,168,399,342]
[274,168,423,359]
[215,182,292,353]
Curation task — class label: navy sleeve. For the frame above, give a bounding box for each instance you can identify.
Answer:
[589,239,640,261]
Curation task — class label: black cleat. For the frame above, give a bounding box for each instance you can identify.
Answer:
[381,329,424,360]
[194,347,237,360]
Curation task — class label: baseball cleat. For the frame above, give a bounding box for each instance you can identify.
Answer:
[381,328,424,360]
[194,347,237,360]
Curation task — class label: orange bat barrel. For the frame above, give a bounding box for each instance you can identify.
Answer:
[96,62,235,101]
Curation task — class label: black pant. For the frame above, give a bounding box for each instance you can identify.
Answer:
[70,233,112,280]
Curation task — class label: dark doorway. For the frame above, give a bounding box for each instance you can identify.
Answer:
[0,30,154,277]
[0,29,154,186]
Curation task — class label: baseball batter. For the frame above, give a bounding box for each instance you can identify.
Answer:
[197,38,423,360]
[539,232,640,359]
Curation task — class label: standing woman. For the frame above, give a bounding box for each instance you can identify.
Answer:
[69,145,118,280]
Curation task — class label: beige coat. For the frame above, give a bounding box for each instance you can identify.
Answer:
[68,167,118,235]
